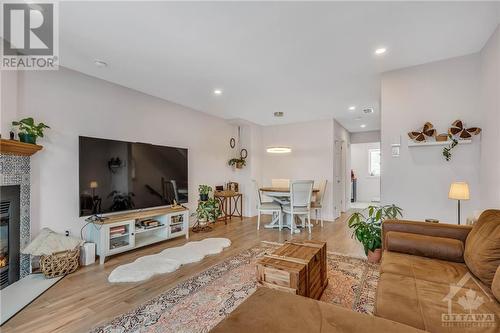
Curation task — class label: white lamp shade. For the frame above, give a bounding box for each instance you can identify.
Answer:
[449,182,470,200]
[89,181,99,189]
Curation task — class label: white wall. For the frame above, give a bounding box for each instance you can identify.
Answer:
[260,119,335,220]
[350,131,381,144]
[0,71,18,136]
[381,54,482,224]
[351,142,380,203]
[479,25,500,210]
[15,67,237,237]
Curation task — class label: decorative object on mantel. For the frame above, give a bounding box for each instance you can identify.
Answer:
[347,204,403,263]
[0,139,43,156]
[22,228,84,278]
[407,122,436,142]
[11,117,50,144]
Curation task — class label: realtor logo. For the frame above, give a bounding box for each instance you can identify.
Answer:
[442,272,496,328]
[1,1,58,70]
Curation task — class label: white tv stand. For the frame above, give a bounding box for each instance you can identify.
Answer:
[86,206,189,264]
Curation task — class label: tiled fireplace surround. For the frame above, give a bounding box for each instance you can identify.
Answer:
[0,153,32,278]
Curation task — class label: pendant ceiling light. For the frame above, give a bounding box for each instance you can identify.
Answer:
[266,146,292,154]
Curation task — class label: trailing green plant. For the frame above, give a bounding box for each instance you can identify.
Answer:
[442,134,458,161]
[228,158,246,168]
[192,198,222,222]
[198,185,212,196]
[12,117,50,139]
[347,204,403,255]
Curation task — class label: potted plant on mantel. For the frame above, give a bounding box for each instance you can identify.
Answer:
[11,117,50,144]
[198,184,212,201]
[228,158,246,169]
[347,204,403,263]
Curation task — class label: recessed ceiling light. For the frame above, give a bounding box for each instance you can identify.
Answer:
[94,60,108,68]
[213,89,223,95]
[375,48,387,55]
[360,124,367,128]
[348,106,356,111]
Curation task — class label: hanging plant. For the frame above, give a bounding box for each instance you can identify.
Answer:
[442,135,458,161]
[228,158,246,169]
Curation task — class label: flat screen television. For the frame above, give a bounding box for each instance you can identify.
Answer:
[79,136,188,216]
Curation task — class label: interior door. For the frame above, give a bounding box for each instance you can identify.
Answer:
[334,140,343,219]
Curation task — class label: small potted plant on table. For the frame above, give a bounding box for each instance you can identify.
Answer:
[198,185,212,201]
[347,205,403,263]
[12,117,50,144]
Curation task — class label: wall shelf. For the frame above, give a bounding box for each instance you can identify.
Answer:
[408,139,471,147]
[0,139,43,156]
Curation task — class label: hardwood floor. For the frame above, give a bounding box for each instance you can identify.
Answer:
[1,213,363,333]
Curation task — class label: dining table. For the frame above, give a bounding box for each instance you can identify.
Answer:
[259,187,319,233]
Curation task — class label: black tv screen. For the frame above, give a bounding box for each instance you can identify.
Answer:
[79,136,188,216]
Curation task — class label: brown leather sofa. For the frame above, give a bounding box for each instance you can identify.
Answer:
[376,209,500,332]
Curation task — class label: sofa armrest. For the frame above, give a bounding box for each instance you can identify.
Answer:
[382,220,472,261]
[383,220,472,244]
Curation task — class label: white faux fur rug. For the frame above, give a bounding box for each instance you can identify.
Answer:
[108,238,231,283]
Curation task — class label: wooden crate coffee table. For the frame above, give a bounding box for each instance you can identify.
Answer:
[256,240,328,300]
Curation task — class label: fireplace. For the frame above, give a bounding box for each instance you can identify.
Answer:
[0,185,21,289]
[0,152,32,282]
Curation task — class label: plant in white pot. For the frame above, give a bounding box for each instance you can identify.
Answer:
[347,205,403,263]
[193,198,222,226]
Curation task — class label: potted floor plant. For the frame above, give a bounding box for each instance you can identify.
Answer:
[198,185,212,201]
[12,117,50,144]
[192,198,222,227]
[347,204,403,263]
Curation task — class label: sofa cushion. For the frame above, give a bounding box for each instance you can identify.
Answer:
[385,231,464,262]
[212,287,426,333]
[493,266,500,302]
[381,251,489,291]
[376,271,500,332]
[464,209,500,286]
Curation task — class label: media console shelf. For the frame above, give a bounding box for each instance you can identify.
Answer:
[86,206,189,264]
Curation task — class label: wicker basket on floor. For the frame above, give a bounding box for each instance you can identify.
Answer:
[40,247,80,278]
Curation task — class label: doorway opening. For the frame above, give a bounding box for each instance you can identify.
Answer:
[350,142,381,210]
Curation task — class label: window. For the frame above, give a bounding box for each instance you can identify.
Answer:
[368,149,381,176]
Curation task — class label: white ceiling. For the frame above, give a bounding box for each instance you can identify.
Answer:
[59,1,499,132]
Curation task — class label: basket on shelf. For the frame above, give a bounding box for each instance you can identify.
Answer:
[39,246,80,278]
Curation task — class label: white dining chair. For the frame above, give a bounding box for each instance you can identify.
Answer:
[252,180,282,230]
[312,180,327,227]
[282,180,314,234]
[271,179,290,188]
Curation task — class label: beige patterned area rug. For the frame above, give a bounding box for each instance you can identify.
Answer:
[91,242,379,333]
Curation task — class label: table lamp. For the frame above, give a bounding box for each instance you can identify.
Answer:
[90,181,98,198]
[448,182,469,225]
